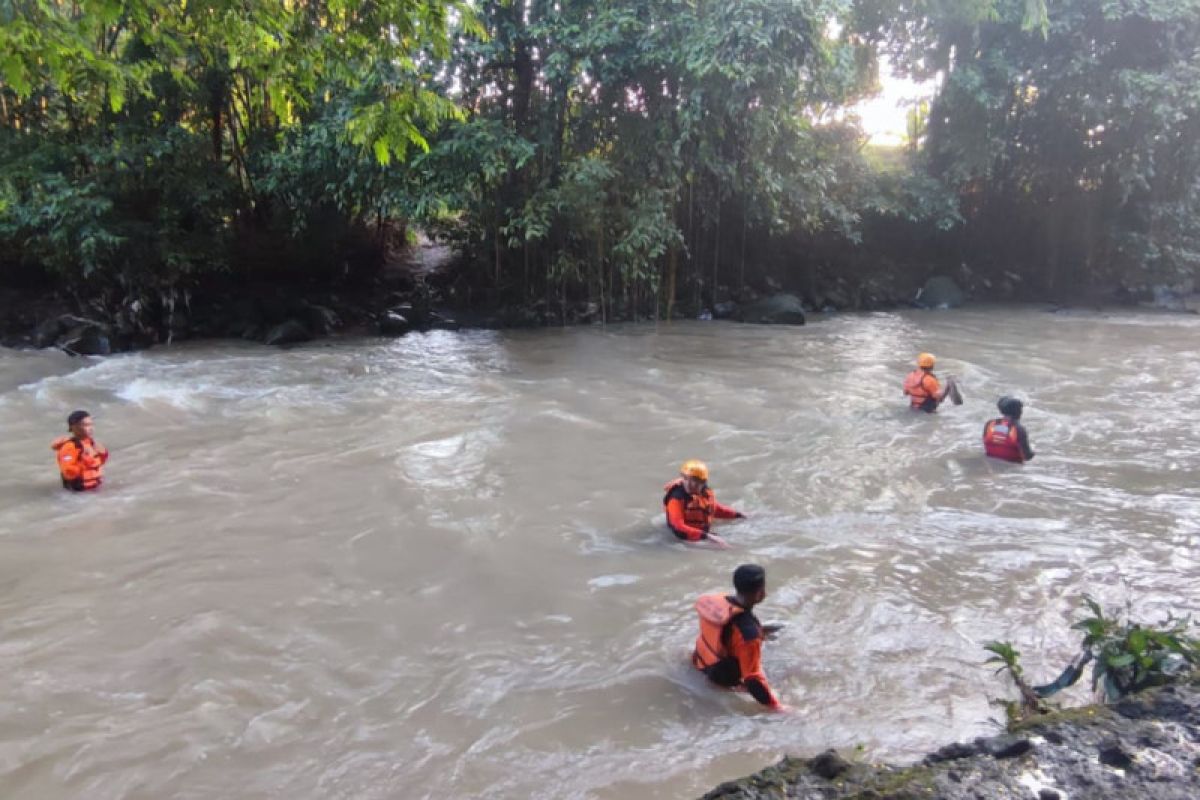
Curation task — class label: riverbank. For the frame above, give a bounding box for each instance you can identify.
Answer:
[702,676,1200,800]
[2,245,1195,355]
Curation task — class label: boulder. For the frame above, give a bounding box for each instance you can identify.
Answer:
[917,275,965,309]
[713,300,739,320]
[427,310,460,331]
[50,316,113,355]
[300,303,340,335]
[60,324,112,355]
[735,293,806,325]
[33,316,68,348]
[264,319,311,346]
[378,311,412,337]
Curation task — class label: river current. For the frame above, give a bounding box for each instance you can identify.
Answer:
[1,307,1198,799]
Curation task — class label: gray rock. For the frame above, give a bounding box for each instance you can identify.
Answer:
[60,326,111,355]
[264,319,311,346]
[979,734,1033,759]
[33,316,66,348]
[427,311,460,331]
[917,275,966,309]
[1097,739,1133,769]
[713,300,739,319]
[378,312,412,337]
[735,293,806,325]
[926,741,978,763]
[699,679,1200,800]
[809,749,851,779]
[301,304,340,335]
[55,316,114,355]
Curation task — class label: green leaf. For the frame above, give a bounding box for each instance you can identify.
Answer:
[373,138,392,166]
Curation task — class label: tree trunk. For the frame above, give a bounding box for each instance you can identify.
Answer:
[666,245,678,323]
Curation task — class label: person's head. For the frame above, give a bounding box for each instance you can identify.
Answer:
[680,459,709,494]
[733,563,767,606]
[67,410,93,439]
[917,352,936,371]
[997,396,1024,420]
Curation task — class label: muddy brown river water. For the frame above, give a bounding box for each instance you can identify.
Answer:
[1,307,1198,799]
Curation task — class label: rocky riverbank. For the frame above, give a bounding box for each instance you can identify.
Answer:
[3,243,1195,356]
[701,676,1200,800]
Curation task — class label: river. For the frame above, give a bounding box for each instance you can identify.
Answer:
[1,307,1198,799]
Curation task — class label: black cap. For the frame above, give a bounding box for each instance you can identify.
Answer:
[733,564,766,594]
[67,409,91,427]
[997,396,1023,418]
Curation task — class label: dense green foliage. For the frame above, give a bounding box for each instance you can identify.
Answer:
[0,0,470,324]
[858,0,1200,296]
[2,0,1198,329]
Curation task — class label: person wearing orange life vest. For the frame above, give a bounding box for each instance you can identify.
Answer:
[693,564,788,712]
[51,409,109,491]
[903,352,949,413]
[983,396,1035,463]
[663,459,743,548]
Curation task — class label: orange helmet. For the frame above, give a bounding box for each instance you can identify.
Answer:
[680,459,709,482]
[917,352,936,369]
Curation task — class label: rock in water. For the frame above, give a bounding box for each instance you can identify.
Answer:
[378,312,412,337]
[736,293,807,325]
[264,319,311,346]
[918,276,965,309]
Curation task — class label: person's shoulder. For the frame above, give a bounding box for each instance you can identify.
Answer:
[665,483,690,501]
[730,611,761,642]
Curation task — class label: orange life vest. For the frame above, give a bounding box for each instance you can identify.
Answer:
[692,592,741,671]
[53,435,105,490]
[984,417,1024,463]
[663,478,715,531]
[903,369,937,409]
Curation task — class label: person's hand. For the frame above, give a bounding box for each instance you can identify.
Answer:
[734,511,746,519]
[769,702,793,714]
[707,534,731,550]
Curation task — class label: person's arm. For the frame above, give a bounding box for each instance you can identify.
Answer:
[730,625,781,708]
[665,497,708,541]
[57,441,83,485]
[924,374,945,404]
[1017,425,1035,461]
[711,496,742,520]
[94,441,109,464]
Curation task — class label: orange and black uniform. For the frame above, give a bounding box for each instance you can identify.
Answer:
[692,593,780,708]
[53,436,108,491]
[983,416,1034,463]
[903,369,941,413]
[663,479,739,541]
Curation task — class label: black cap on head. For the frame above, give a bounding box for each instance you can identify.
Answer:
[997,396,1023,418]
[733,564,766,595]
[67,409,91,428]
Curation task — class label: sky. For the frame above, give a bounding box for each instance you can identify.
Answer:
[852,64,936,146]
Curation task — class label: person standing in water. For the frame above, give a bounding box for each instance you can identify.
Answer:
[903,352,957,412]
[983,396,1035,463]
[663,459,744,548]
[692,564,788,711]
[51,410,109,491]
